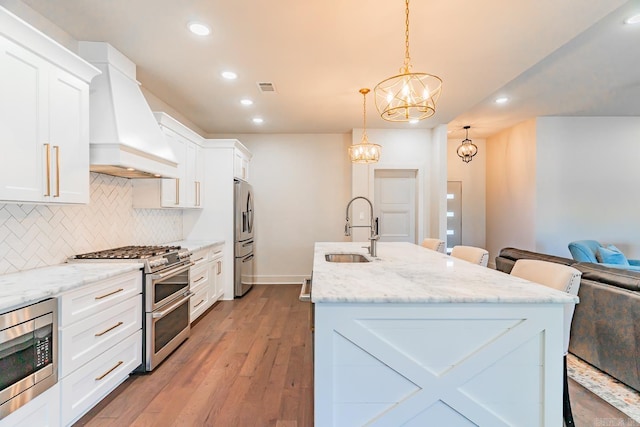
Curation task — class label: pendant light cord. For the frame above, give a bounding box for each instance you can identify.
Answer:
[403,0,411,73]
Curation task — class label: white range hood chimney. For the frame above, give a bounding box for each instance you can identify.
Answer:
[78,41,178,178]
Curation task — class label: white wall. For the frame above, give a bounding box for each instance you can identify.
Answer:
[229,134,352,284]
[536,117,640,258]
[446,136,486,250]
[350,127,447,244]
[485,119,537,267]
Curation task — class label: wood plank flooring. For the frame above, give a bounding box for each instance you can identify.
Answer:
[75,284,631,426]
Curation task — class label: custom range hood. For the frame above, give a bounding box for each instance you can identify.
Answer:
[78,41,177,178]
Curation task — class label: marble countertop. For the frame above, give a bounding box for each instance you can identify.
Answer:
[0,263,143,313]
[165,239,225,252]
[312,242,579,304]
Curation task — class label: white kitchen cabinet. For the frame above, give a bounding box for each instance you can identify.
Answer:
[234,149,250,182]
[188,243,224,322]
[0,8,99,204]
[132,112,203,209]
[0,383,60,427]
[58,270,142,426]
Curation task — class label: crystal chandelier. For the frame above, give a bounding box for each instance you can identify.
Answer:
[374,0,442,122]
[457,126,478,163]
[349,89,381,163]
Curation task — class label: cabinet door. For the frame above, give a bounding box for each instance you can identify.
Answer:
[0,36,47,203]
[194,144,204,207]
[211,250,224,301]
[185,141,197,207]
[160,130,186,207]
[48,68,90,203]
[233,151,249,181]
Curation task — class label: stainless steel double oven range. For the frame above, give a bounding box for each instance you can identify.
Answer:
[72,245,193,372]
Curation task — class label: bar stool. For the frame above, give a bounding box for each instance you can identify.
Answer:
[510,259,582,427]
[450,245,489,267]
[421,238,446,253]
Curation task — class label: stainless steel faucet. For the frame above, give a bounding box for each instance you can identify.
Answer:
[345,196,379,257]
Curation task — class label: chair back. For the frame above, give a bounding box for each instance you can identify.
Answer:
[510,259,581,354]
[421,238,446,253]
[568,240,602,263]
[450,245,489,267]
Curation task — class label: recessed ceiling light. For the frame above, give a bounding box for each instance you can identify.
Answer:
[252,117,264,124]
[624,13,640,25]
[188,22,210,36]
[221,71,237,80]
[495,97,509,104]
[240,99,253,106]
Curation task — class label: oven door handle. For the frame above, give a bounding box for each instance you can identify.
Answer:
[152,291,193,319]
[148,262,194,280]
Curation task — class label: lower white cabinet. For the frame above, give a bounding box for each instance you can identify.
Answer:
[0,384,60,427]
[60,331,141,425]
[189,244,224,322]
[58,270,143,426]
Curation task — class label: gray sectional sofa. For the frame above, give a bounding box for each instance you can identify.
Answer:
[496,247,640,392]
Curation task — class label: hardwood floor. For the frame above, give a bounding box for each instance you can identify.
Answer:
[75,284,631,426]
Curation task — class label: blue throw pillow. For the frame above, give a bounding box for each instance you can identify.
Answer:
[596,245,630,265]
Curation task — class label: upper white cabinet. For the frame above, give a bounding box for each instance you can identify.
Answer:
[132,112,203,209]
[234,148,251,182]
[0,8,100,204]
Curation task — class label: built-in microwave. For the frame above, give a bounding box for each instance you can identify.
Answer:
[0,298,58,420]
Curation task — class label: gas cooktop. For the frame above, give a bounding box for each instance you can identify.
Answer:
[70,245,192,273]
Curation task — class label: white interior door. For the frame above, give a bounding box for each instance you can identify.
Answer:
[374,169,417,243]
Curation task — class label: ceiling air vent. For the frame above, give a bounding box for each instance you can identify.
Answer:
[257,82,277,93]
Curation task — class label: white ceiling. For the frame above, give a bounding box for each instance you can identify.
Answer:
[17,0,640,138]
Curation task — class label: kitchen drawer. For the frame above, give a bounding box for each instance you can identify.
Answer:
[59,295,142,378]
[190,248,211,267]
[60,330,141,426]
[59,270,142,327]
[189,283,209,322]
[190,263,209,289]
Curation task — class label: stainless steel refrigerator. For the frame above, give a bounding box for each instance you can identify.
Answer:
[234,179,254,297]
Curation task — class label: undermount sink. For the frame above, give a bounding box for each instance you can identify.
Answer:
[325,253,370,263]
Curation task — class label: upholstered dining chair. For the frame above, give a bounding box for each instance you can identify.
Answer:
[510,259,582,427]
[421,238,446,253]
[450,245,489,267]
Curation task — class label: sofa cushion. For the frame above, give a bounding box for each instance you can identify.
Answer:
[596,245,629,266]
[575,262,640,292]
[497,247,575,265]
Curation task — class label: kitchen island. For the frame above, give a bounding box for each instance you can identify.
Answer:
[312,242,578,427]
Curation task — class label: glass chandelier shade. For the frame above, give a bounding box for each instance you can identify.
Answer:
[374,0,442,122]
[349,88,381,164]
[457,126,478,163]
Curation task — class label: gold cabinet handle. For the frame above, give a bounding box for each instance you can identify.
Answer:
[217,260,222,275]
[95,360,123,381]
[95,288,124,300]
[95,321,124,337]
[194,276,205,283]
[54,145,60,197]
[175,178,180,205]
[194,257,204,263]
[44,143,51,196]
[194,299,205,308]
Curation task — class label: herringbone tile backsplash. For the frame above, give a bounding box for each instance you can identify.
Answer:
[0,173,183,275]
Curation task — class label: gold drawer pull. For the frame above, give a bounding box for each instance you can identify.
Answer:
[194,276,205,283]
[217,261,222,275]
[44,143,51,196]
[95,321,124,337]
[54,145,60,197]
[194,299,205,308]
[95,360,123,381]
[95,288,124,300]
[194,257,205,263]
[175,178,180,205]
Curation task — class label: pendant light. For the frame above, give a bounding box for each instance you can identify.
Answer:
[349,88,381,163]
[457,125,478,163]
[374,0,442,122]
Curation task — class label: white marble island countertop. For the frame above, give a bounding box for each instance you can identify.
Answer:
[312,242,578,304]
[165,239,225,253]
[0,263,143,313]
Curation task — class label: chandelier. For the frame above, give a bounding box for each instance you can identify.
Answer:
[457,126,478,163]
[349,88,381,163]
[374,0,442,122]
